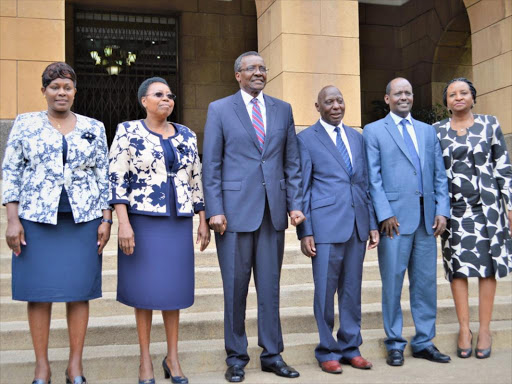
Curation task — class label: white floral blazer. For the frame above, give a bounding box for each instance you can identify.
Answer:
[2,111,110,224]
[108,120,204,216]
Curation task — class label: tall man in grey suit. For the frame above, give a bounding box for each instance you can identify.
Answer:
[202,51,305,383]
[297,86,379,374]
[363,78,451,366]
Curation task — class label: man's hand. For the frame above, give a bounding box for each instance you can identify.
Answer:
[380,216,400,239]
[368,230,380,250]
[300,236,316,258]
[432,215,447,237]
[209,214,227,235]
[289,210,305,226]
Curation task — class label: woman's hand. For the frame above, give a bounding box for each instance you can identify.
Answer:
[197,213,211,252]
[118,221,135,255]
[97,222,112,254]
[6,218,26,257]
[508,210,512,234]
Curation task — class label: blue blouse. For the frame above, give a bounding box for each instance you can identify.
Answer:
[58,136,72,212]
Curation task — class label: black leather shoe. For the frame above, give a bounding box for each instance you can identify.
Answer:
[412,345,451,363]
[386,349,404,366]
[261,360,300,378]
[225,365,245,383]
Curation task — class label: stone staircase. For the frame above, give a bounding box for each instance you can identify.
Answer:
[0,207,511,383]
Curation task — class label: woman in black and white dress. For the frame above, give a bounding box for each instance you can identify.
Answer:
[433,78,512,359]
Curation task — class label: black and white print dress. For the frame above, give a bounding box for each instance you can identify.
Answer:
[434,115,512,281]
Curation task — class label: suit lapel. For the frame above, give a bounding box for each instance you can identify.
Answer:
[314,121,351,177]
[233,90,262,152]
[411,118,426,169]
[383,114,414,166]
[262,94,276,157]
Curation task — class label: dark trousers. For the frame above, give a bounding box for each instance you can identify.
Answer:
[215,203,285,367]
[312,227,365,362]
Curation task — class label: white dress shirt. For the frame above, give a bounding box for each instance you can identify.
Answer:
[241,89,267,133]
[319,118,352,163]
[390,112,419,154]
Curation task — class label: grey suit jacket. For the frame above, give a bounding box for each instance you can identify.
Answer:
[202,90,303,232]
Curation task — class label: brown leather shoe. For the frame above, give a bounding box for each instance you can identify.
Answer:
[319,360,343,374]
[342,356,373,370]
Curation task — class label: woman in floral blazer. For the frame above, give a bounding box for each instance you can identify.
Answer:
[2,62,111,384]
[434,77,512,360]
[109,77,209,383]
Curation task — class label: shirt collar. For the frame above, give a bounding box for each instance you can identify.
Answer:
[319,118,344,133]
[241,89,265,107]
[390,111,412,126]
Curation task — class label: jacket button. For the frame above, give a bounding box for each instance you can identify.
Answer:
[351,203,354,207]
[414,171,417,175]
[262,182,266,186]
[262,160,265,164]
[415,191,420,195]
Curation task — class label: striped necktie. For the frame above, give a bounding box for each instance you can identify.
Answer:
[335,127,353,177]
[251,98,265,150]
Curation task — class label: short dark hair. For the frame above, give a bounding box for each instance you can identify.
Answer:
[234,51,262,73]
[442,77,477,107]
[137,77,169,108]
[385,77,410,95]
[42,62,77,88]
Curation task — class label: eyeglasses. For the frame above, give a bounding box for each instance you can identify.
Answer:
[238,66,269,74]
[146,92,177,100]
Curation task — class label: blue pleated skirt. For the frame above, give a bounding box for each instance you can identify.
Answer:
[117,185,194,310]
[12,213,102,302]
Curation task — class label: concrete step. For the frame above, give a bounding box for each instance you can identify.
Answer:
[0,258,448,297]
[97,349,512,384]
[1,296,510,351]
[2,276,510,322]
[1,320,511,383]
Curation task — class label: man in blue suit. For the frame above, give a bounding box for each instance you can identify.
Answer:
[202,51,305,382]
[297,86,379,374]
[363,77,451,366]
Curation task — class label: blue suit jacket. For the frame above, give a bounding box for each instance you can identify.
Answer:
[363,113,449,235]
[202,90,303,232]
[297,121,378,243]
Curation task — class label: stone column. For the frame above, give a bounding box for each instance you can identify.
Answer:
[0,0,65,164]
[465,0,511,145]
[256,0,360,131]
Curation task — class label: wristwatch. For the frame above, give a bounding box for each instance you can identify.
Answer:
[101,218,113,224]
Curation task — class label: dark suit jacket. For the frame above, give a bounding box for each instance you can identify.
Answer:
[202,90,303,232]
[297,120,377,243]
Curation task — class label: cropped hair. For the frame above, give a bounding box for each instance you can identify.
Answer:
[42,62,77,88]
[137,77,169,108]
[443,77,477,107]
[234,51,261,73]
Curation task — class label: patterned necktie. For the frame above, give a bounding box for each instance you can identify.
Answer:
[251,98,265,150]
[335,127,353,177]
[400,119,423,195]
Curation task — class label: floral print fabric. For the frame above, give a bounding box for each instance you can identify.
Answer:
[2,111,110,224]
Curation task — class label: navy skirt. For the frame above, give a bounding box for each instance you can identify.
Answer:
[12,213,102,302]
[117,187,194,310]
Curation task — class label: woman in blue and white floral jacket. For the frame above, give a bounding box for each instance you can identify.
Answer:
[109,77,210,384]
[2,62,111,384]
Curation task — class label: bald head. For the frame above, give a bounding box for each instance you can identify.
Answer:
[316,85,345,126]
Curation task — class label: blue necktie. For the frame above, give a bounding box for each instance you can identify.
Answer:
[335,127,353,177]
[400,119,423,195]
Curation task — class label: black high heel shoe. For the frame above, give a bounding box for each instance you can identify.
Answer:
[65,369,86,384]
[32,378,51,384]
[457,330,473,358]
[475,335,492,359]
[162,357,188,384]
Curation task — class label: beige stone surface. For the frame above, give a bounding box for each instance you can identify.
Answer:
[0,0,16,17]
[195,38,223,61]
[0,17,64,61]
[473,51,512,96]
[0,60,16,119]
[181,35,196,61]
[257,0,282,51]
[17,61,53,114]
[431,62,473,83]
[17,0,64,19]
[194,84,238,109]
[320,0,359,38]
[463,0,481,8]
[471,16,512,65]
[257,4,272,50]
[281,34,360,76]
[260,34,282,82]
[220,14,246,38]
[241,0,257,16]
[182,61,220,85]
[198,0,240,15]
[466,0,506,33]
[473,86,512,135]
[264,72,284,100]
[182,107,207,150]
[182,84,196,109]
[255,0,275,18]
[281,72,361,128]
[180,12,220,37]
[281,0,320,35]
